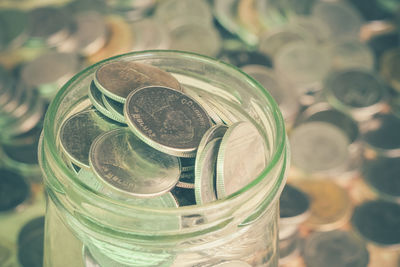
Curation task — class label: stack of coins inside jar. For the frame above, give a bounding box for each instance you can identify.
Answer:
[1,0,400,266]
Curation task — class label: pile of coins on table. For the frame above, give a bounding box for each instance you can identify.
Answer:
[0,0,400,266]
[220,1,400,267]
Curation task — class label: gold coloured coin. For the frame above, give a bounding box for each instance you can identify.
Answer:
[87,16,133,64]
[294,179,352,231]
[237,0,264,35]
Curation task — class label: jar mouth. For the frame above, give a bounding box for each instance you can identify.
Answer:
[41,50,287,214]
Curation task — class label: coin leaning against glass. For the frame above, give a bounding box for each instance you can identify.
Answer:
[194,124,228,204]
[94,60,182,103]
[194,137,222,205]
[89,128,181,197]
[124,85,213,158]
[216,121,266,198]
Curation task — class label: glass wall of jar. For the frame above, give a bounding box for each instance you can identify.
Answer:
[39,51,289,267]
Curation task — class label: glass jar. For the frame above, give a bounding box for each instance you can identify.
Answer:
[39,50,289,267]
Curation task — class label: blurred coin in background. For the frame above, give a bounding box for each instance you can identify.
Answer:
[303,230,369,267]
[295,179,352,231]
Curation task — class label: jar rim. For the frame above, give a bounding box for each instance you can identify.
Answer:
[41,50,287,214]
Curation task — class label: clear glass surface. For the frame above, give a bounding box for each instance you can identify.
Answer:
[39,50,288,267]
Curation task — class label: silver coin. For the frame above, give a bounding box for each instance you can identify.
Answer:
[295,102,361,178]
[0,80,24,116]
[89,128,181,197]
[155,0,213,29]
[325,39,375,71]
[94,61,182,103]
[216,121,266,198]
[213,96,263,129]
[107,0,156,22]
[312,1,363,41]
[124,86,212,157]
[58,12,107,56]
[197,124,228,154]
[290,122,350,174]
[205,97,237,125]
[131,19,170,50]
[182,86,224,125]
[258,26,309,59]
[59,109,121,169]
[275,42,330,95]
[303,230,369,267]
[3,89,44,137]
[168,22,222,57]
[296,102,360,146]
[323,69,387,121]
[242,64,299,123]
[194,138,221,205]
[21,51,79,91]
[27,7,71,47]
[88,81,126,124]
[101,94,125,123]
[200,90,249,126]
[289,16,330,44]
[3,84,33,121]
[78,167,180,208]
